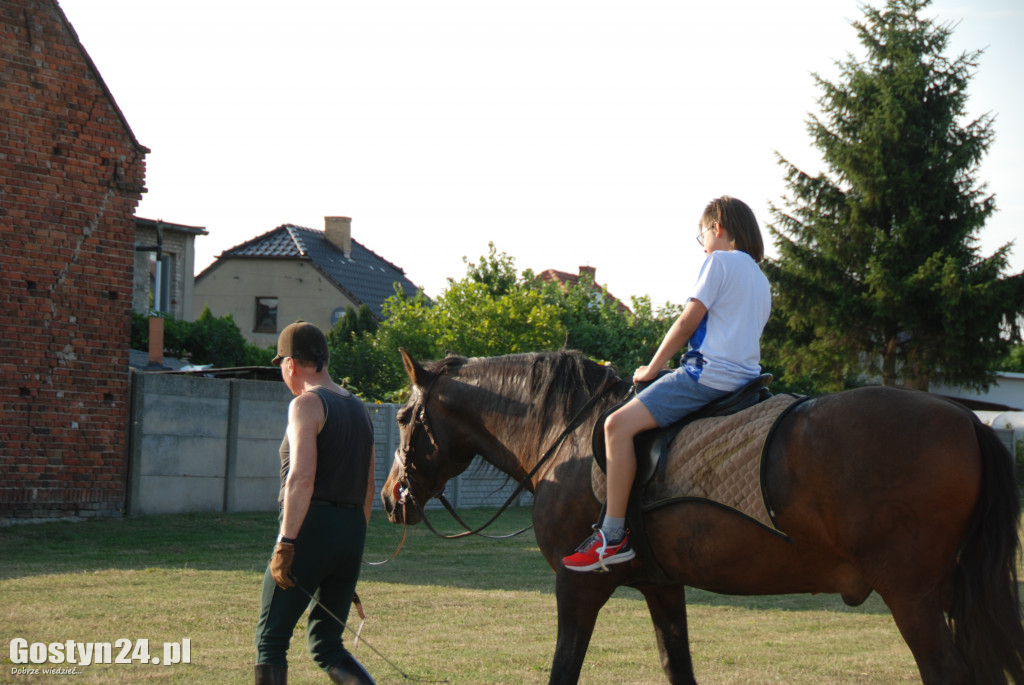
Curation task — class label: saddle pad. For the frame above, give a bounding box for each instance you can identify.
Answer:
[591,393,798,533]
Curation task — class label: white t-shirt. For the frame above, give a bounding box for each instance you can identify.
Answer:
[684,250,772,391]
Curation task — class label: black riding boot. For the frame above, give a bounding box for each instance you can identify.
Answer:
[326,654,375,684]
[254,663,287,685]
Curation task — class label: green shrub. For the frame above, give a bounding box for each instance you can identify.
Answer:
[131,309,273,368]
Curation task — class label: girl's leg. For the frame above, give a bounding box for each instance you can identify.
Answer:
[604,398,659,520]
[562,398,658,571]
[564,371,728,571]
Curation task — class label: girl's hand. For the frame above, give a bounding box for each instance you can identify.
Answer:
[633,365,661,384]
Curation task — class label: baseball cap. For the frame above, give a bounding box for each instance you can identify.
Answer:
[272,320,329,369]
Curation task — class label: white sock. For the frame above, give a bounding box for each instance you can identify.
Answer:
[600,517,625,543]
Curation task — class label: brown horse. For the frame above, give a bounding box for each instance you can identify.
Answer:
[381,348,1024,684]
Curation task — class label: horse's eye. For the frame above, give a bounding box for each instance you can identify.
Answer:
[397,407,412,426]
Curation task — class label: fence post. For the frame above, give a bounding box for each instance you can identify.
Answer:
[125,372,145,516]
[223,380,242,512]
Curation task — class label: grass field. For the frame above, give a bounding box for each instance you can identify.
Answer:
[1,506,1021,684]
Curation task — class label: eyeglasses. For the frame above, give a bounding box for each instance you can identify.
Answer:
[696,224,715,247]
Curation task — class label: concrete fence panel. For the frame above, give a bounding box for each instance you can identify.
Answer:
[127,374,532,516]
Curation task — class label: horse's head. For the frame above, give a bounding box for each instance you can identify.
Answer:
[382,347,623,525]
[382,348,479,524]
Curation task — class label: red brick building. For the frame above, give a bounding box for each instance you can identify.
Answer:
[1,0,148,520]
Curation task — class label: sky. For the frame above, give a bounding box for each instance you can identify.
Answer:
[58,0,1023,308]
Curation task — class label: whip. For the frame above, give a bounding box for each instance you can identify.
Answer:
[287,574,447,683]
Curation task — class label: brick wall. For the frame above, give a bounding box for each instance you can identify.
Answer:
[0,0,148,520]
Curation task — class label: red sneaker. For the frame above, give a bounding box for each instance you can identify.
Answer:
[563,528,635,572]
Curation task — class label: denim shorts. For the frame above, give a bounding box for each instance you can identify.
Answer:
[636,367,730,428]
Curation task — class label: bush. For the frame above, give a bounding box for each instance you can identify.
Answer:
[185,308,249,367]
[131,309,274,368]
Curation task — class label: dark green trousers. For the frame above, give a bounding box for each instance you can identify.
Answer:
[254,502,366,669]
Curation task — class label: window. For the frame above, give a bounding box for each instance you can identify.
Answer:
[148,253,173,314]
[254,297,278,333]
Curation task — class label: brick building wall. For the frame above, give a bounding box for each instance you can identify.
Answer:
[1,0,148,520]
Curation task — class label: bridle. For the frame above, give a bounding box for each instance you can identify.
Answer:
[363,372,447,565]
[392,364,620,540]
[390,368,444,511]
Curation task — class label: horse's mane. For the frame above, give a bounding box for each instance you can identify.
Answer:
[426,350,624,445]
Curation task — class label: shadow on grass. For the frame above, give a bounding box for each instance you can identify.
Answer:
[0,511,277,579]
[4,508,1021,622]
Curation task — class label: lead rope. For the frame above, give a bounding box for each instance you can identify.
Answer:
[362,519,408,566]
[288,574,448,683]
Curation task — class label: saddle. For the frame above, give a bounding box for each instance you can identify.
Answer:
[592,371,774,487]
[590,371,776,583]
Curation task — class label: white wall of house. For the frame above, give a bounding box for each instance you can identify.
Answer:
[930,372,1024,411]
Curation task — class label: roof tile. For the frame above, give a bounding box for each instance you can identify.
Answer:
[212,224,423,318]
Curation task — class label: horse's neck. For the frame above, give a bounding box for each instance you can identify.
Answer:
[471,408,547,486]
[468,390,612,490]
[450,356,622,488]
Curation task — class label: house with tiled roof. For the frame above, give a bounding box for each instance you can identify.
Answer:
[536,266,631,315]
[193,217,423,346]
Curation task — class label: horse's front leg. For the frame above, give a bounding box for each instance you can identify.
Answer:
[638,583,697,685]
[549,568,617,684]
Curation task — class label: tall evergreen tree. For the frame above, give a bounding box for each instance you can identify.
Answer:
[765,0,1022,391]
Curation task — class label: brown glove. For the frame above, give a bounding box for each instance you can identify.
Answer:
[270,542,295,589]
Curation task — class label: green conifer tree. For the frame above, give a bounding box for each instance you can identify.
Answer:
[765,0,1022,391]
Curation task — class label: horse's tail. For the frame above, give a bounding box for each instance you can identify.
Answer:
[949,417,1024,684]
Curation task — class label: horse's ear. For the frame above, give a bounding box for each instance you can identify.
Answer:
[399,347,431,388]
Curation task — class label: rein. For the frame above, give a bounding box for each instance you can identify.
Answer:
[403,367,620,540]
[362,520,408,566]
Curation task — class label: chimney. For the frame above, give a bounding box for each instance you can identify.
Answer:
[148,316,164,368]
[579,266,596,281]
[324,216,352,258]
